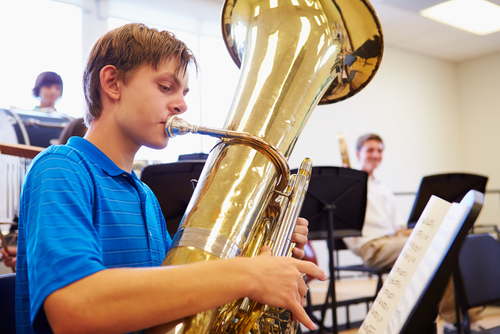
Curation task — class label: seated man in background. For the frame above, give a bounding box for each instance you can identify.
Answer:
[343,133,483,334]
[343,133,411,270]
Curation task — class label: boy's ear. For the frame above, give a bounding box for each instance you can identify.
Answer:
[100,65,120,101]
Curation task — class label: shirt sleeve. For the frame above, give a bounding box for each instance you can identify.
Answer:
[22,152,106,328]
[388,191,406,231]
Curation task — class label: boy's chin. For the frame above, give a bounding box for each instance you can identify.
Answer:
[145,140,169,150]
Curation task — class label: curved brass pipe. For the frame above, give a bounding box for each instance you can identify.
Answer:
[166,115,290,192]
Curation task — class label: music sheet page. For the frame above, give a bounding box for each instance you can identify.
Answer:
[358,195,470,334]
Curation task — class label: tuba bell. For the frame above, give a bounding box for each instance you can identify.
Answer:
[162,0,383,333]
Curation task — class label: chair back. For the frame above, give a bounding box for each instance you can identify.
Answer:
[0,273,16,333]
[456,233,500,309]
[140,161,206,238]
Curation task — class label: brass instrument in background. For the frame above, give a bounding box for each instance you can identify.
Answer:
[162,0,383,333]
[337,133,351,168]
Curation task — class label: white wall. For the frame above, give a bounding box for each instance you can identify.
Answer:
[458,52,500,189]
[290,47,461,190]
[290,46,500,225]
[457,52,500,227]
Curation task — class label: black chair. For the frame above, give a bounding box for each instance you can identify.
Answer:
[407,173,488,228]
[294,166,386,333]
[140,160,206,237]
[453,234,500,334]
[0,273,16,333]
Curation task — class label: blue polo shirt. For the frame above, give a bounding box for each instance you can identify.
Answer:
[15,137,172,334]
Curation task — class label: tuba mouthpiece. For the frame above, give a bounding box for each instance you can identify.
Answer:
[165,116,195,138]
[165,116,229,139]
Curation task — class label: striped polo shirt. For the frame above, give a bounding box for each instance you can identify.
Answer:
[15,137,172,334]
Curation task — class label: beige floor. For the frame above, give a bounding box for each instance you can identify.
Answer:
[307,277,500,334]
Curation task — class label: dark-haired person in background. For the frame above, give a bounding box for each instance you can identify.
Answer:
[32,71,63,112]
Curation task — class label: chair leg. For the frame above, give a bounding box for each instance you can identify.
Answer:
[376,272,384,293]
[345,305,351,329]
[462,312,471,334]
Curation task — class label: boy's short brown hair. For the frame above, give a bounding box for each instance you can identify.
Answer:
[83,23,197,126]
[356,133,384,152]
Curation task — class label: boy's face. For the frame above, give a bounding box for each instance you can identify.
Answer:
[39,84,62,107]
[356,139,383,175]
[116,59,189,150]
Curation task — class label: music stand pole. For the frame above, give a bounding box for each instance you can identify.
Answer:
[309,186,362,334]
[325,204,339,334]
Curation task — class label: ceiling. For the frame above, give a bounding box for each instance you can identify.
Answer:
[206,0,500,64]
[372,0,500,63]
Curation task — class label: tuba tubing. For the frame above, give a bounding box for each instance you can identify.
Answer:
[162,0,383,333]
[165,116,313,333]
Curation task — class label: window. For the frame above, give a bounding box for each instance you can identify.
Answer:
[0,0,241,164]
[0,0,83,117]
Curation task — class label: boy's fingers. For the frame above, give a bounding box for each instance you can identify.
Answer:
[259,245,273,256]
[292,247,305,260]
[296,217,309,227]
[289,302,316,330]
[298,261,327,281]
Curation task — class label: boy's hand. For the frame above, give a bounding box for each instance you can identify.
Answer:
[250,246,326,331]
[1,246,17,268]
[291,217,308,260]
[395,228,413,237]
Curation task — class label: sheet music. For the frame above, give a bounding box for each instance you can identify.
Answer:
[358,195,470,334]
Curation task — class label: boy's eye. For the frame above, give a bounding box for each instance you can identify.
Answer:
[159,84,170,92]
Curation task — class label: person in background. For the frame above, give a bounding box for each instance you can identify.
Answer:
[32,71,63,112]
[343,133,484,334]
[343,133,411,269]
[15,23,326,334]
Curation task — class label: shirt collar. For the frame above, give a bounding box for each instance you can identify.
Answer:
[66,137,130,177]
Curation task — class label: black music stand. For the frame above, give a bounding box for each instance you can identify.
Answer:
[140,160,206,237]
[398,190,484,334]
[407,173,488,227]
[292,166,368,334]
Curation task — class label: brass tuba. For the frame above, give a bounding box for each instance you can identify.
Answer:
[162,0,383,333]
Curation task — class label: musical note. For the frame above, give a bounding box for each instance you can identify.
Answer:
[395,268,408,277]
[371,309,383,323]
[378,299,389,311]
[421,217,435,228]
[403,252,415,263]
[382,287,396,300]
[415,230,428,240]
[408,241,422,253]
[361,323,377,334]
[388,278,402,288]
